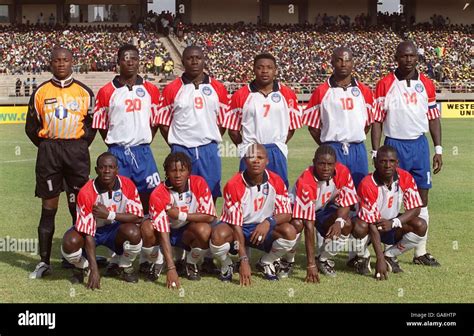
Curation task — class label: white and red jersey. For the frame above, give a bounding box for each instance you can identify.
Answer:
[75,176,143,236]
[302,77,374,143]
[156,74,229,147]
[220,170,292,226]
[149,175,216,232]
[222,81,302,158]
[357,168,423,223]
[92,76,160,146]
[291,163,358,221]
[374,70,440,140]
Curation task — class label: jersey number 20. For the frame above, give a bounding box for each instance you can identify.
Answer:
[125,99,142,112]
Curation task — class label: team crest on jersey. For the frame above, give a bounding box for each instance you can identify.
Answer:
[54,105,68,120]
[351,87,361,97]
[136,87,146,97]
[262,183,269,195]
[271,93,281,103]
[415,83,424,93]
[67,100,79,111]
[113,191,122,202]
[185,192,192,204]
[202,86,212,96]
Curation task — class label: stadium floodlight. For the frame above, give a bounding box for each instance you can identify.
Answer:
[463,2,470,10]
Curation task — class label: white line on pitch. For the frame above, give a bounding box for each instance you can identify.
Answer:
[0,159,35,163]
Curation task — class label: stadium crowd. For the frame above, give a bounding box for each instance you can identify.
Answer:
[0,25,173,76]
[0,15,471,91]
[183,21,473,89]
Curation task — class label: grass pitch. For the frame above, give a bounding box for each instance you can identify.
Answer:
[0,120,472,303]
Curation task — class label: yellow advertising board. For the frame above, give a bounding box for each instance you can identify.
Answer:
[441,102,474,118]
[0,106,27,124]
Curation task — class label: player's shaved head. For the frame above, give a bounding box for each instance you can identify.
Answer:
[182,46,203,58]
[245,143,267,158]
[96,152,118,167]
[51,47,72,60]
[376,145,398,159]
[331,47,353,61]
[314,145,336,161]
[395,40,417,57]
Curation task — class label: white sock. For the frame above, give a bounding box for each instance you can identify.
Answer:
[261,238,297,265]
[186,247,208,265]
[347,234,357,260]
[173,246,186,262]
[415,206,429,257]
[355,235,371,258]
[385,232,424,258]
[319,234,349,261]
[141,246,160,264]
[156,246,164,264]
[61,247,89,269]
[119,240,143,268]
[316,231,325,256]
[284,233,301,262]
[209,242,232,271]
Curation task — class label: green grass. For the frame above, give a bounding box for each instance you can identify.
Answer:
[0,120,473,303]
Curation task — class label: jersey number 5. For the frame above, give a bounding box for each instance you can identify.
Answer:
[125,99,142,112]
[321,192,332,205]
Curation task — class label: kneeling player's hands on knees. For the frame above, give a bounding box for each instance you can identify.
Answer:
[166,269,180,289]
[305,264,320,283]
[375,259,388,281]
[326,223,341,239]
[375,220,392,233]
[87,271,101,290]
[166,207,180,220]
[93,203,109,219]
[239,261,251,286]
[250,222,270,245]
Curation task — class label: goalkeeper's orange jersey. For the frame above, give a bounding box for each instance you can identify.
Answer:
[25,76,94,144]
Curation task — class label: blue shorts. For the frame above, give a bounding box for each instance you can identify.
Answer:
[171,142,221,198]
[315,203,338,237]
[239,143,288,187]
[228,221,277,253]
[380,228,401,245]
[324,141,368,189]
[384,135,431,190]
[169,225,191,251]
[109,144,160,193]
[68,222,124,255]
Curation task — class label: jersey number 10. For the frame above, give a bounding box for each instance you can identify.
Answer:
[340,98,354,110]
